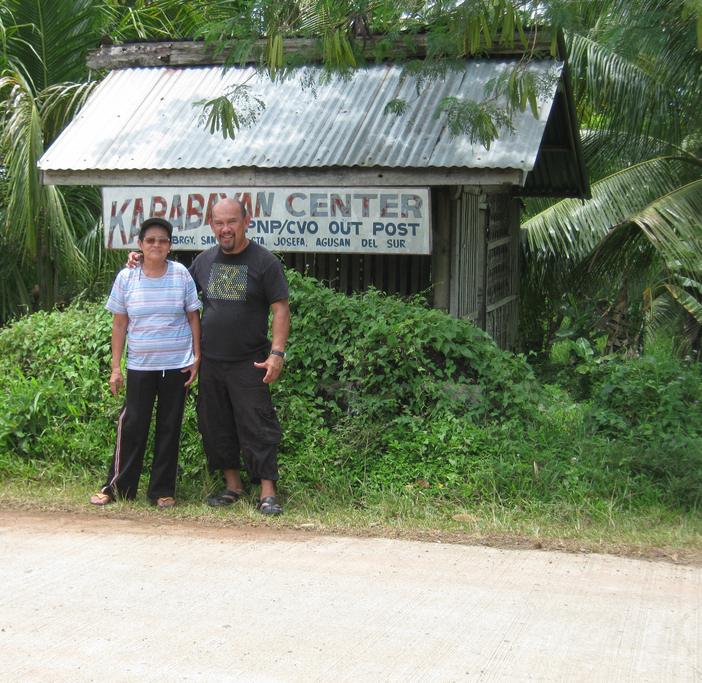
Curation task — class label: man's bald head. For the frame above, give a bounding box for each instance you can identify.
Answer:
[210,197,251,254]
[213,197,247,221]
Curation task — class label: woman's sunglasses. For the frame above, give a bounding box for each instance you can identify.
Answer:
[142,237,171,245]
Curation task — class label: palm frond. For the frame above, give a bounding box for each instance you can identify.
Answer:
[631,179,702,268]
[0,71,90,307]
[663,280,702,352]
[40,80,98,146]
[522,157,697,264]
[580,179,702,291]
[641,287,693,350]
[10,0,100,90]
[579,128,693,183]
[43,184,89,282]
[667,282,702,324]
[0,73,44,257]
[101,0,206,42]
[567,32,687,147]
[0,231,32,324]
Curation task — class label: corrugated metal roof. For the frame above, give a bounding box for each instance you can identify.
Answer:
[40,61,565,176]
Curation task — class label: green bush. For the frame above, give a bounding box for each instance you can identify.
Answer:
[278,271,541,422]
[0,304,116,471]
[583,355,702,507]
[585,355,702,438]
[1,271,701,510]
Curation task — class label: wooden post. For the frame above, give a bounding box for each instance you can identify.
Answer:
[432,189,451,312]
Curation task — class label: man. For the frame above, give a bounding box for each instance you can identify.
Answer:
[129,198,290,515]
[193,198,290,515]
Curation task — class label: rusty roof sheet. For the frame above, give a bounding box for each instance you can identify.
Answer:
[40,61,583,193]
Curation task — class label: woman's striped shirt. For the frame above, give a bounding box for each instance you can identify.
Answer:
[106,261,202,371]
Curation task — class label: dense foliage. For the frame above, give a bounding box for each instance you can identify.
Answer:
[2,272,702,511]
[521,0,702,358]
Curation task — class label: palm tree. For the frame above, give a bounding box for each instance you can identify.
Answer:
[0,1,101,315]
[0,0,215,320]
[520,0,702,356]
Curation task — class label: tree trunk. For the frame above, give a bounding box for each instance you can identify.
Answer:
[600,281,630,355]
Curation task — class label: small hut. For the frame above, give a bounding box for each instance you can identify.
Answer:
[39,35,588,350]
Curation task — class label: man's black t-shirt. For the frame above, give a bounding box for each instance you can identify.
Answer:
[189,242,289,362]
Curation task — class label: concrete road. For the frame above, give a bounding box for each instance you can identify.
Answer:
[0,510,699,682]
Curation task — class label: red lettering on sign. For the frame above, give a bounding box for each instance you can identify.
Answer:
[205,193,227,224]
[150,196,167,219]
[109,199,131,248]
[169,195,184,231]
[130,198,144,239]
[330,194,351,217]
[353,193,378,218]
[186,194,205,230]
[256,192,273,217]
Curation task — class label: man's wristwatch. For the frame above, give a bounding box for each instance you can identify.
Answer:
[270,350,287,361]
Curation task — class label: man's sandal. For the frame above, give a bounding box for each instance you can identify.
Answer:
[89,492,113,506]
[207,489,244,507]
[156,497,175,508]
[258,496,283,516]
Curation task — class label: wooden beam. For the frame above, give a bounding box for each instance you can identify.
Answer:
[432,188,451,312]
[87,39,315,70]
[485,294,518,314]
[86,30,555,71]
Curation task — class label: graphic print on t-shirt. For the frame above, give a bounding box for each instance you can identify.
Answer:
[207,263,248,301]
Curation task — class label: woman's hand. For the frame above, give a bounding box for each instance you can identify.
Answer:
[109,367,124,397]
[182,356,200,387]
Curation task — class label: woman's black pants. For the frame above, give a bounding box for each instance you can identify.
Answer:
[101,368,188,501]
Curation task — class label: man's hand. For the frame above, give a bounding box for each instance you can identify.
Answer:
[126,251,142,269]
[182,357,200,387]
[254,354,284,384]
[109,368,124,397]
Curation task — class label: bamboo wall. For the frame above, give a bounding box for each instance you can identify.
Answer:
[281,252,432,299]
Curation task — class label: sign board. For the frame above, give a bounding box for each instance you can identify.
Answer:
[103,187,431,254]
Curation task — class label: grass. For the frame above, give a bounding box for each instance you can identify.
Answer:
[2,472,701,565]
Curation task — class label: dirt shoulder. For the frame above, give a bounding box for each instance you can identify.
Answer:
[0,502,697,566]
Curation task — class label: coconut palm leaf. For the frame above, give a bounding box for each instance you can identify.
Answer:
[0,73,89,306]
[579,128,695,184]
[0,73,45,257]
[564,180,702,310]
[68,184,123,293]
[0,229,32,323]
[40,80,97,146]
[664,280,702,348]
[8,0,100,90]
[523,128,697,219]
[567,33,688,152]
[561,0,702,189]
[102,0,212,43]
[631,179,702,265]
[672,274,702,296]
[638,285,695,352]
[522,157,698,265]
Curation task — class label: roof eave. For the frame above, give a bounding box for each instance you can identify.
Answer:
[41,165,525,188]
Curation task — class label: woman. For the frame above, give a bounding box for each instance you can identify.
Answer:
[90,217,202,508]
